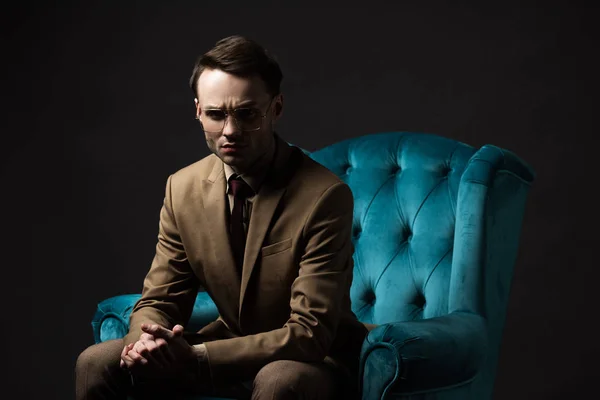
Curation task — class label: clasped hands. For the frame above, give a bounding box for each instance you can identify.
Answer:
[120,323,196,379]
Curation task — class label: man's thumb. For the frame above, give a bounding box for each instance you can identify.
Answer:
[172,324,184,336]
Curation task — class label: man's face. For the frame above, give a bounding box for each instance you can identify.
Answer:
[194,69,282,172]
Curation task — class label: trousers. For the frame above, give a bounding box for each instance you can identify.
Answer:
[75,339,355,400]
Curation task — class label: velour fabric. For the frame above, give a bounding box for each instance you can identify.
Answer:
[91,132,534,399]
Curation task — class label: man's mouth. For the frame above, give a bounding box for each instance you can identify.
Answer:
[221,144,246,153]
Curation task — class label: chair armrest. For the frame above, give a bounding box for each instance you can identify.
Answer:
[359,311,487,398]
[91,291,219,343]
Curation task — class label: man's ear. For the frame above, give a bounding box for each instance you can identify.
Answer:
[274,94,284,119]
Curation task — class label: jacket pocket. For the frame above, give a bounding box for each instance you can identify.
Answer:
[261,238,292,257]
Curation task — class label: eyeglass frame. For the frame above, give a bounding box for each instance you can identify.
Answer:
[196,97,275,134]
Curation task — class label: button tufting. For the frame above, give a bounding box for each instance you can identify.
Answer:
[414,294,426,308]
[364,291,376,305]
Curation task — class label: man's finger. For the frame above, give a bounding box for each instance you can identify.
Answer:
[122,350,138,370]
[141,323,174,340]
[173,324,184,333]
[142,338,169,369]
[172,324,184,337]
[121,343,133,358]
[155,337,176,364]
[133,341,149,356]
[124,349,149,377]
[121,354,135,369]
[120,343,135,369]
[127,349,148,365]
[131,341,164,369]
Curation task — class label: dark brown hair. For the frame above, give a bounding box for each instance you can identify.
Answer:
[189,35,283,98]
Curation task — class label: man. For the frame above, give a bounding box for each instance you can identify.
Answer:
[76,35,367,400]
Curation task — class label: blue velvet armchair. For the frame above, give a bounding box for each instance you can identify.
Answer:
[91,132,535,399]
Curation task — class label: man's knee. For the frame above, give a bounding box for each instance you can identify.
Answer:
[76,340,122,375]
[254,360,298,396]
[253,360,336,400]
[76,343,102,377]
[75,339,126,399]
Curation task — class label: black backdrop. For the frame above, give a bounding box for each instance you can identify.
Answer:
[3,1,598,399]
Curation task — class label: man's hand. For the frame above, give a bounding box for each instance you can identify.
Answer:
[141,324,196,362]
[119,324,196,378]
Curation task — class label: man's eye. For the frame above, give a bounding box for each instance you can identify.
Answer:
[234,108,259,121]
[205,110,226,120]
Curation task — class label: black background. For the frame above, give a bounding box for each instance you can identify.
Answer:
[3,1,598,399]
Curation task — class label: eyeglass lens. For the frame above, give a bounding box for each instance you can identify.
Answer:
[202,108,263,132]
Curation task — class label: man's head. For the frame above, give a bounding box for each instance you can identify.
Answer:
[190,35,284,172]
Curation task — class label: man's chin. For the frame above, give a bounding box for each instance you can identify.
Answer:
[219,153,248,169]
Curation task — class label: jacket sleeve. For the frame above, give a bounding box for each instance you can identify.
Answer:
[203,182,354,384]
[124,174,199,346]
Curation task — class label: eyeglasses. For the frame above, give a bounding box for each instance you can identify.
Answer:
[198,99,274,134]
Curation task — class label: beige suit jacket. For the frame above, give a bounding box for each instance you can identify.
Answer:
[125,135,367,384]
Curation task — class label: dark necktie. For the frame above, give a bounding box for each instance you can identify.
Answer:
[228,175,254,270]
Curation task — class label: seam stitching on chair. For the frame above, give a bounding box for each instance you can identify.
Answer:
[392,179,409,239]
[355,301,371,316]
[411,177,444,232]
[353,248,370,305]
[361,174,395,229]
[406,178,446,293]
[392,134,408,232]
[407,304,423,320]
[497,169,533,185]
[353,247,365,284]
[353,247,377,323]
[373,242,406,292]
[406,244,420,294]
[423,246,452,291]
[447,142,460,218]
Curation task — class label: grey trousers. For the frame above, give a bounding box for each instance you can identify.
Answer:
[75,339,355,400]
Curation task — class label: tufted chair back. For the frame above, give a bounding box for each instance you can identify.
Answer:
[311,132,472,323]
[310,132,534,398]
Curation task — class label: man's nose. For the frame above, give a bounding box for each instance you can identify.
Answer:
[222,115,241,136]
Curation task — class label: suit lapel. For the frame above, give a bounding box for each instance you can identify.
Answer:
[239,138,302,318]
[202,159,241,316]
